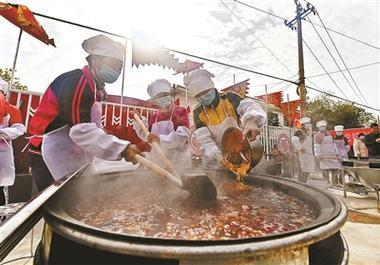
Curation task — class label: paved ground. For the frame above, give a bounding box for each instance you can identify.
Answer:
[2,178,380,265]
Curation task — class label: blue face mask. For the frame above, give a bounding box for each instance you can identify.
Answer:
[199,89,215,106]
[319,126,326,132]
[98,65,120,84]
[156,95,172,108]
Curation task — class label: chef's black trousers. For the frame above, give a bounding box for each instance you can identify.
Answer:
[29,152,54,192]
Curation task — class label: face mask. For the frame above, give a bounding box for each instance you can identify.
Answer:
[199,89,215,106]
[304,123,312,131]
[359,136,365,140]
[319,126,326,132]
[336,132,343,136]
[98,65,120,84]
[156,95,172,108]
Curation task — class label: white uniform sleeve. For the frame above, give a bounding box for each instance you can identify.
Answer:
[132,116,148,141]
[0,123,26,140]
[193,127,220,161]
[292,136,302,152]
[69,123,130,161]
[237,98,267,128]
[160,126,191,146]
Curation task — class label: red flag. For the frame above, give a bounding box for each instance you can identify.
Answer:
[221,79,250,98]
[0,3,55,46]
[280,99,302,126]
[174,60,203,75]
[256,91,283,108]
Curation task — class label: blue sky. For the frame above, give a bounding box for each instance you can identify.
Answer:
[1,0,379,115]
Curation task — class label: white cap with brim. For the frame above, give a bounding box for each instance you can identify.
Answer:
[0,78,8,93]
[300,117,311,124]
[183,69,215,96]
[334,125,344,131]
[316,120,327,128]
[147,79,171,98]
[82,34,125,61]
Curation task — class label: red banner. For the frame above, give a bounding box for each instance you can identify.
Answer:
[221,79,250,98]
[0,3,55,46]
[328,128,372,146]
[256,91,283,108]
[280,99,302,126]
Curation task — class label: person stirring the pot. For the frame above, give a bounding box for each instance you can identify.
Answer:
[28,34,143,191]
[133,79,191,167]
[183,69,266,167]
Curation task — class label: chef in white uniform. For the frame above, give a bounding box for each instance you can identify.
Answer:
[314,120,341,185]
[0,79,26,205]
[292,117,315,183]
[183,69,267,167]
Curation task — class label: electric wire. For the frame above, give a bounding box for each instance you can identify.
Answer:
[220,1,294,74]
[305,85,379,112]
[306,61,380,79]
[232,0,380,51]
[29,11,380,112]
[302,39,348,99]
[306,16,364,104]
[315,12,369,104]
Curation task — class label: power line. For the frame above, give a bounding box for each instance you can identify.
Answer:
[315,12,369,105]
[307,16,365,104]
[232,0,380,51]
[30,11,380,112]
[306,61,380,79]
[220,1,294,74]
[303,38,348,99]
[166,48,298,85]
[305,85,380,112]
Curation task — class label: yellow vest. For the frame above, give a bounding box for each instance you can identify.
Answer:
[198,98,238,126]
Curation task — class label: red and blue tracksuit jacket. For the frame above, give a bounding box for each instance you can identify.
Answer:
[28,66,97,153]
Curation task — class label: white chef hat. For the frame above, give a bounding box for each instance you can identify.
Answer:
[0,78,9,93]
[183,69,215,96]
[147,79,172,98]
[316,120,327,128]
[300,117,311,124]
[82,34,125,61]
[334,125,344,132]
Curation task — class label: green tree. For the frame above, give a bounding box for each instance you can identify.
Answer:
[0,68,28,91]
[308,94,374,129]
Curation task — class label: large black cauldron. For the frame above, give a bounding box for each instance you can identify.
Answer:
[36,169,348,265]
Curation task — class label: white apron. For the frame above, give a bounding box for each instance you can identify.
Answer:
[42,90,102,180]
[149,107,191,168]
[319,135,341,169]
[0,115,15,186]
[334,138,348,159]
[298,131,315,173]
[42,125,92,181]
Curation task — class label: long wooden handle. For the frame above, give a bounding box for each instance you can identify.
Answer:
[133,113,173,170]
[133,113,150,136]
[135,155,183,187]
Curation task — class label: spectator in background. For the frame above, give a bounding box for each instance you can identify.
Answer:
[364,123,380,159]
[353,133,368,159]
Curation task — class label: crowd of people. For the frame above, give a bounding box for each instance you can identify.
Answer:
[0,34,268,207]
[1,34,379,207]
[291,119,380,184]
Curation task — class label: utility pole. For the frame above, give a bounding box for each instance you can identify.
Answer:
[285,0,316,116]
